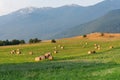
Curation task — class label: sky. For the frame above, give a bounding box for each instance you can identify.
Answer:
[0,0,104,16]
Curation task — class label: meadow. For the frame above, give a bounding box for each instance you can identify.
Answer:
[0,34,120,80]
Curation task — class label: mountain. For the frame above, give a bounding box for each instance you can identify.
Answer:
[0,0,120,40]
[55,9,120,38]
[0,5,86,40]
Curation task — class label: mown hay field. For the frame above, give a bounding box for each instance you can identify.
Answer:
[0,35,120,80]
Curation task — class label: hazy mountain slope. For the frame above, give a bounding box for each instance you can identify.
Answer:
[55,9,120,38]
[0,6,86,40]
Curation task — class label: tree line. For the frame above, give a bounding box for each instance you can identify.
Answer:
[0,38,56,46]
[0,39,25,46]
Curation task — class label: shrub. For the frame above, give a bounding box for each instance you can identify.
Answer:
[29,38,42,43]
[51,39,56,43]
[100,33,104,36]
[82,35,87,38]
[0,39,26,46]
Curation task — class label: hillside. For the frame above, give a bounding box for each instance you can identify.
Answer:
[0,33,120,80]
[0,0,120,40]
[55,9,120,38]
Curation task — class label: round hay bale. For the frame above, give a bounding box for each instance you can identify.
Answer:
[10,51,15,54]
[29,51,33,55]
[44,53,50,58]
[54,51,57,54]
[16,51,21,54]
[88,50,96,54]
[85,42,88,45]
[35,57,41,62]
[61,46,64,49]
[12,50,16,53]
[94,44,97,46]
[48,56,53,60]
[109,46,114,49]
[94,46,98,49]
[88,51,92,54]
[39,56,45,60]
[97,47,101,50]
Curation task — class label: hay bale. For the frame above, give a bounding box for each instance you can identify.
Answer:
[109,46,114,49]
[35,57,41,61]
[94,44,97,46]
[48,56,53,60]
[97,47,101,50]
[10,50,16,54]
[10,51,15,54]
[88,50,96,54]
[44,53,51,58]
[13,50,16,52]
[94,44,101,50]
[88,51,92,54]
[54,51,57,54]
[94,46,98,49]
[10,51,13,54]
[47,52,51,55]
[61,46,64,49]
[39,56,45,60]
[35,56,45,61]
[29,51,33,55]
[16,51,21,54]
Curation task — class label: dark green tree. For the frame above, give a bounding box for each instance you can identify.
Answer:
[51,39,56,43]
[20,40,25,44]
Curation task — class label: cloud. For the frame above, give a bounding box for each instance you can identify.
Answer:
[0,1,5,15]
[0,0,32,15]
[0,0,104,15]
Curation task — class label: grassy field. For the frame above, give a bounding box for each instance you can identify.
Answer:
[0,35,120,80]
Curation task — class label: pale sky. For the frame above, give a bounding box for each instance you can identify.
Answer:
[0,0,104,16]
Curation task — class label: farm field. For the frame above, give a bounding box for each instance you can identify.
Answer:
[0,33,120,80]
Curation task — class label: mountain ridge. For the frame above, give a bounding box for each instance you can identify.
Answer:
[55,9,120,38]
[0,0,120,40]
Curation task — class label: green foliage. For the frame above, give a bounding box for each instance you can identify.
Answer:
[20,40,25,44]
[51,39,56,43]
[100,33,104,36]
[82,34,87,38]
[0,39,25,46]
[29,38,42,43]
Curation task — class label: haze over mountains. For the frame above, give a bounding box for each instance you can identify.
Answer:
[55,9,120,38]
[0,0,120,40]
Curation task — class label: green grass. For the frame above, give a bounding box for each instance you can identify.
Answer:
[0,38,120,80]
